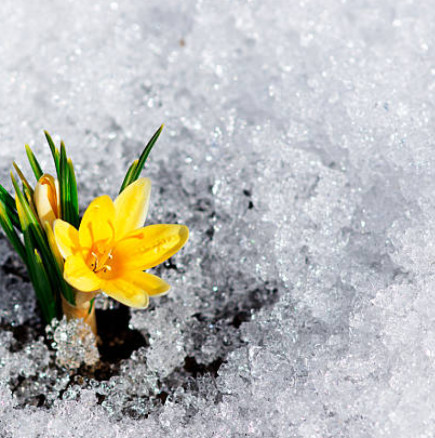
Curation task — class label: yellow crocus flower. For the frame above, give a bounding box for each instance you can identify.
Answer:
[33,174,60,227]
[53,177,188,308]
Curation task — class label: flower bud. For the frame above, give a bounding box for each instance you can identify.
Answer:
[33,174,60,227]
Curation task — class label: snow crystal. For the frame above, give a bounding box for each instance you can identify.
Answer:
[0,0,434,436]
[47,317,99,369]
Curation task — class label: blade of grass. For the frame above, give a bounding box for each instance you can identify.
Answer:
[25,145,43,181]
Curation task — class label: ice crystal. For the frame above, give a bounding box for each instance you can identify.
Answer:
[0,0,434,437]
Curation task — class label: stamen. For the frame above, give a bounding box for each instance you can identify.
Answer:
[90,250,113,274]
[95,264,112,274]
[91,252,98,272]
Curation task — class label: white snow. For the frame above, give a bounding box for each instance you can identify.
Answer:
[0,0,434,436]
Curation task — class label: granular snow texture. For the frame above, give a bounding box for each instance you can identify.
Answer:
[0,1,434,437]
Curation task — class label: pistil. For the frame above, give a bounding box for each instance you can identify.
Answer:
[90,250,113,274]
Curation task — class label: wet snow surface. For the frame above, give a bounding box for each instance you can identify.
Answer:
[0,0,434,436]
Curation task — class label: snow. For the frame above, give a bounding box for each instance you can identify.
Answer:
[0,0,435,436]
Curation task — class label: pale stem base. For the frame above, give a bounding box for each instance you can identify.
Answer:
[61,290,99,336]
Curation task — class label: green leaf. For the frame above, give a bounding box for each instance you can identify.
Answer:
[59,142,69,222]
[88,297,95,315]
[43,221,63,268]
[25,145,43,181]
[11,172,39,230]
[132,124,163,181]
[44,131,60,176]
[0,183,20,230]
[12,171,73,305]
[120,125,163,192]
[13,162,34,197]
[44,134,79,228]
[59,141,78,227]
[0,200,26,262]
[42,220,75,305]
[119,159,138,193]
[33,249,58,321]
[23,227,57,322]
[67,158,79,228]
[10,165,56,321]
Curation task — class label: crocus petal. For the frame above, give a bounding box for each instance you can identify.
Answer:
[130,271,171,296]
[100,277,150,308]
[114,177,151,240]
[113,224,189,271]
[64,255,102,292]
[33,174,60,227]
[54,219,80,259]
[79,195,116,249]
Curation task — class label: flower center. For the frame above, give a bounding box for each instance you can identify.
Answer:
[86,239,116,278]
[86,219,117,278]
[90,250,113,274]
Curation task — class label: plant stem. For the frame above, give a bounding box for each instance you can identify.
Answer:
[61,290,99,336]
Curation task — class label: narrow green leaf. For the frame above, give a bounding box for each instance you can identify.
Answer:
[13,162,34,197]
[12,172,68,301]
[42,220,75,305]
[59,141,70,223]
[23,185,36,217]
[44,131,60,176]
[33,250,58,321]
[25,145,43,181]
[131,124,163,181]
[120,125,163,192]
[23,227,56,322]
[43,221,63,268]
[0,183,20,230]
[22,227,50,321]
[0,200,26,262]
[88,297,95,315]
[119,159,138,193]
[11,172,38,230]
[0,183,17,213]
[67,158,79,228]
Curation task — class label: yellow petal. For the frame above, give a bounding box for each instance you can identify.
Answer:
[114,177,151,240]
[100,277,150,308]
[79,195,116,249]
[54,219,80,259]
[130,271,170,296]
[33,174,60,227]
[64,255,102,292]
[113,224,189,271]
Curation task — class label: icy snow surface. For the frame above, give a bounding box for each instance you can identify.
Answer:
[0,0,434,436]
